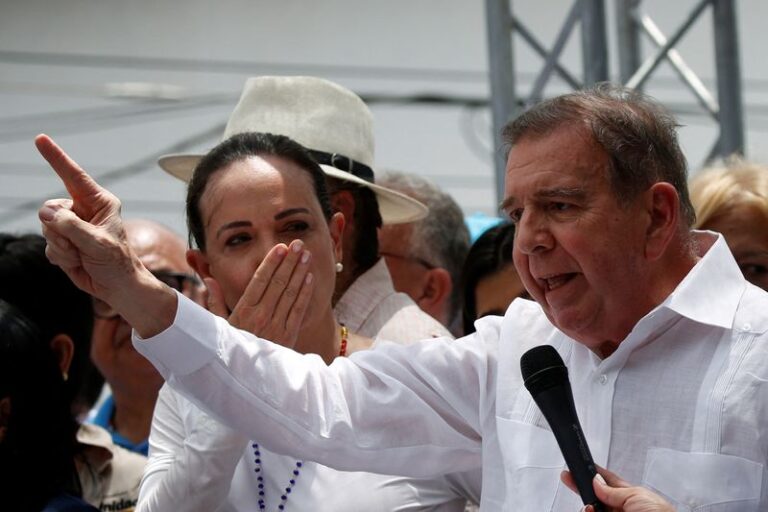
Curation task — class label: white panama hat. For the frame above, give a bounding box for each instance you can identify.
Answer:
[158,76,427,224]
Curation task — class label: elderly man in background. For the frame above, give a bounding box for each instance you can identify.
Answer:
[88,219,201,456]
[378,171,471,335]
[38,83,768,510]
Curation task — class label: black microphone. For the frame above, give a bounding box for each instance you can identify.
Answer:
[520,345,605,511]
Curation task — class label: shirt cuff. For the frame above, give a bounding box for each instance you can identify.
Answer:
[132,291,220,377]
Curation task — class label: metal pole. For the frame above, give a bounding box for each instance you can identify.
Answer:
[640,14,719,118]
[626,0,709,90]
[616,0,642,86]
[528,2,582,104]
[512,17,582,90]
[580,0,609,85]
[712,0,744,157]
[485,0,517,206]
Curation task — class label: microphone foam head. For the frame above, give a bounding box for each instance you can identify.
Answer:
[520,345,568,394]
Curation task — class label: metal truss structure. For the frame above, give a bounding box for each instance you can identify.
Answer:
[485,0,744,205]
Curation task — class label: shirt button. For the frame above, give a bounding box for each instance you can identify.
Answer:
[599,374,608,385]
[743,323,752,331]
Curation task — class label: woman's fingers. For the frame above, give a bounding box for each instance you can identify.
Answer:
[227,240,313,346]
[237,244,289,312]
[272,246,311,325]
[255,240,305,314]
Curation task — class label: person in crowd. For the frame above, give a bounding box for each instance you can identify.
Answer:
[0,299,98,512]
[88,218,201,456]
[157,76,450,343]
[137,132,475,510]
[0,233,98,417]
[0,233,145,511]
[689,161,768,291]
[37,83,768,510]
[377,171,471,334]
[458,222,528,335]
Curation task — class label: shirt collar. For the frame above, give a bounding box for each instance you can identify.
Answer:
[658,230,746,329]
[334,259,395,331]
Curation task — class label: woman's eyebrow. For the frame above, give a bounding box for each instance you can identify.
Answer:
[274,207,310,221]
[216,220,252,239]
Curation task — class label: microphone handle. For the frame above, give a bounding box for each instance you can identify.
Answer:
[534,385,605,511]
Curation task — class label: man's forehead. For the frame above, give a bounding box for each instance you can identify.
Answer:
[503,130,607,193]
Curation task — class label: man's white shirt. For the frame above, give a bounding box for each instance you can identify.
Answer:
[135,233,768,510]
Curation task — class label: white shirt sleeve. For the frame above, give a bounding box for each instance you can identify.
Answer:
[133,293,493,478]
[137,383,246,512]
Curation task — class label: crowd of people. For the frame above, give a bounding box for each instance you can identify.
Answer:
[1,76,767,511]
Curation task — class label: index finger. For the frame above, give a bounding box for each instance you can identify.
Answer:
[35,134,103,201]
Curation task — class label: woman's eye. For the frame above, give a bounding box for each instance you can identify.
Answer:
[225,234,251,247]
[285,221,309,233]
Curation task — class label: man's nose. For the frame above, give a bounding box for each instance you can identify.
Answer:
[514,211,554,255]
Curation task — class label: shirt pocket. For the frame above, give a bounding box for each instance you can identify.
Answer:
[496,416,564,511]
[642,447,763,511]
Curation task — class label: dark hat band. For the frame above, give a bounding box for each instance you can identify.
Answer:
[307,149,374,183]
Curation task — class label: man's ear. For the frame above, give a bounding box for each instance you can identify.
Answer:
[328,212,345,263]
[644,182,680,261]
[330,190,356,229]
[186,249,212,279]
[49,334,75,377]
[417,268,453,323]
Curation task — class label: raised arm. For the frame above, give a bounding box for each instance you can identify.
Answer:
[134,294,491,479]
[36,134,176,338]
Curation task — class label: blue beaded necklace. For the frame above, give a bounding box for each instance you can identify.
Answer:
[252,325,348,510]
[252,442,302,511]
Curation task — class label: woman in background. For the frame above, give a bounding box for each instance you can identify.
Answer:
[0,299,98,512]
[689,161,768,291]
[459,222,528,335]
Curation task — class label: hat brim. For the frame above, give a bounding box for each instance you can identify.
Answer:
[157,153,428,225]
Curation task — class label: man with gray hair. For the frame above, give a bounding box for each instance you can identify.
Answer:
[40,83,767,510]
[378,171,470,334]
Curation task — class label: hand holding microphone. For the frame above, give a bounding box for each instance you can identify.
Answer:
[520,345,605,511]
[562,467,674,512]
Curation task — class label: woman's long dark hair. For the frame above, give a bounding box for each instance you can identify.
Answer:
[460,223,516,335]
[0,299,82,511]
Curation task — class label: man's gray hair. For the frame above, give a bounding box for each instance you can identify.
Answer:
[503,82,696,227]
[378,171,470,321]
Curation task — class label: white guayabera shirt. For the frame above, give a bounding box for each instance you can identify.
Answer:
[135,233,768,511]
[137,257,478,511]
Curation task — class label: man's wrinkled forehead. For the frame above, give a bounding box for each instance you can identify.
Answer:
[498,126,609,215]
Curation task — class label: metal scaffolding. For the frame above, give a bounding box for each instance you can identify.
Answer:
[485,0,744,206]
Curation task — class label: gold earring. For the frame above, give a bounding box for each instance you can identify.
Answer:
[335,262,344,273]
[62,372,69,382]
